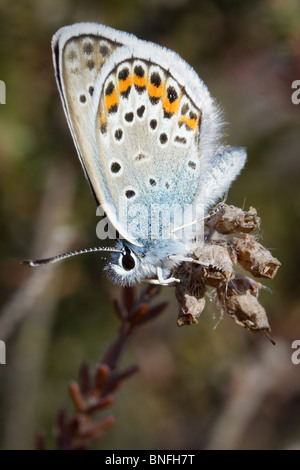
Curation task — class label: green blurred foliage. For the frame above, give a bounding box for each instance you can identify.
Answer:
[0,0,300,450]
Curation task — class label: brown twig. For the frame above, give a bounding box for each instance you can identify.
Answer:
[37,285,168,450]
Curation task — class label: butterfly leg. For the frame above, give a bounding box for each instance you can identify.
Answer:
[145,266,180,285]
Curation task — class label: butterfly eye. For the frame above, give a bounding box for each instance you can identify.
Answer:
[121,248,135,271]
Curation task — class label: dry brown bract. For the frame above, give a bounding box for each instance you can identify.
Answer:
[205,203,261,234]
[174,204,280,338]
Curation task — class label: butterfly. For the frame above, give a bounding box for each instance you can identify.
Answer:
[24,23,246,286]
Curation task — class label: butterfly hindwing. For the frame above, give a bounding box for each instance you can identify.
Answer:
[94,57,208,242]
[53,23,243,246]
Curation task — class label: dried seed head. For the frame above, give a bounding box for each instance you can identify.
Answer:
[176,280,206,326]
[171,203,279,338]
[193,243,233,287]
[229,273,263,297]
[231,234,281,279]
[217,274,271,334]
[206,203,261,234]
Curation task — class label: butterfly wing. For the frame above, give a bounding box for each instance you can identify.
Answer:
[52,23,245,246]
[197,146,247,211]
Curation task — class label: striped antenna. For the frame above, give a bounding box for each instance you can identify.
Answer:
[22,246,123,267]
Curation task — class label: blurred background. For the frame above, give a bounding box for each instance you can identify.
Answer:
[0,0,300,450]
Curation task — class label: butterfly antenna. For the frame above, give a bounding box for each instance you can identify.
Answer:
[22,247,123,267]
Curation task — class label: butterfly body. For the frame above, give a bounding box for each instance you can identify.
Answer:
[51,23,246,285]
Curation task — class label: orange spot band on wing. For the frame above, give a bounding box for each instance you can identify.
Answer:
[163,96,180,115]
[118,75,132,93]
[186,116,198,130]
[105,89,118,111]
[148,82,163,98]
[133,74,147,87]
